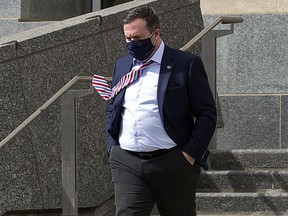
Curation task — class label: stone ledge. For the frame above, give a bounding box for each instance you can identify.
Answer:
[200,0,288,15]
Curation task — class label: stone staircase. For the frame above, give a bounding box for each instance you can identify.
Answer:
[5,149,288,216]
[195,149,288,215]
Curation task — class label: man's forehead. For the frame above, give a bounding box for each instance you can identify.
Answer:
[124,19,147,30]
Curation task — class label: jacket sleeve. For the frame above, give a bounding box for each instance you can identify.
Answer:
[181,56,217,169]
[105,60,119,153]
[106,97,118,152]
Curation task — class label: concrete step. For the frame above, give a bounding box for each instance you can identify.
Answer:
[209,149,288,170]
[6,192,288,215]
[194,150,288,215]
[150,191,288,215]
[196,211,288,216]
[6,150,288,216]
[196,192,288,212]
[198,170,288,192]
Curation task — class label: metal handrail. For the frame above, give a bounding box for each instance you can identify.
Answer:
[0,76,95,148]
[180,16,243,51]
[0,16,243,149]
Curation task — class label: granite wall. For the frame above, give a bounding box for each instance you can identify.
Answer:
[0,0,203,214]
[203,14,288,150]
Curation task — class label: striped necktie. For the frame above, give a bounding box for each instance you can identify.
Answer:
[92,60,153,100]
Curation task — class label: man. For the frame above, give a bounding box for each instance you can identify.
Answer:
[106,6,217,216]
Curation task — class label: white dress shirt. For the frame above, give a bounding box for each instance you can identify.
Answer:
[119,41,177,152]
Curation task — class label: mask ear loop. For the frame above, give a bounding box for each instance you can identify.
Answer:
[149,31,157,47]
[151,27,160,47]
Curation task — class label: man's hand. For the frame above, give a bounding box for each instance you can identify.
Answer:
[182,151,196,166]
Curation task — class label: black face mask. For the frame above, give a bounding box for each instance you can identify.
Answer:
[125,33,155,61]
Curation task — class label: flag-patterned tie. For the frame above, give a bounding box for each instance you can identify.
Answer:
[92,60,154,100]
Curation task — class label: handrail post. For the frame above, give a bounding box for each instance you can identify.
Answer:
[202,23,237,149]
[61,88,94,216]
[61,90,78,216]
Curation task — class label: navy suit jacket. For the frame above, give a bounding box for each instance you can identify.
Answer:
[106,44,217,170]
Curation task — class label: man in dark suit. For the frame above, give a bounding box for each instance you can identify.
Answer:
[106,6,217,216]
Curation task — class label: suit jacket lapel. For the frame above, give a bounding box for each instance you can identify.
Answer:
[158,45,174,122]
[110,55,133,136]
[114,55,133,85]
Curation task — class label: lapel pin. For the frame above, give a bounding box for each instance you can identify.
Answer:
[167,65,172,69]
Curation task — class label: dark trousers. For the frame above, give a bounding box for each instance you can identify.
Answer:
[109,145,201,216]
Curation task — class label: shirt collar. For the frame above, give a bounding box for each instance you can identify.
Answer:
[149,40,164,65]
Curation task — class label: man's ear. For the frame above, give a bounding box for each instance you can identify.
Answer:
[154,28,160,37]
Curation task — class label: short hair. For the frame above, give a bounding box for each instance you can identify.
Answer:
[123,6,160,33]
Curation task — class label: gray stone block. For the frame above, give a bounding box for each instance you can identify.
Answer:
[235,14,288,94]
[217,96,279,149]
[203,14,288,94]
